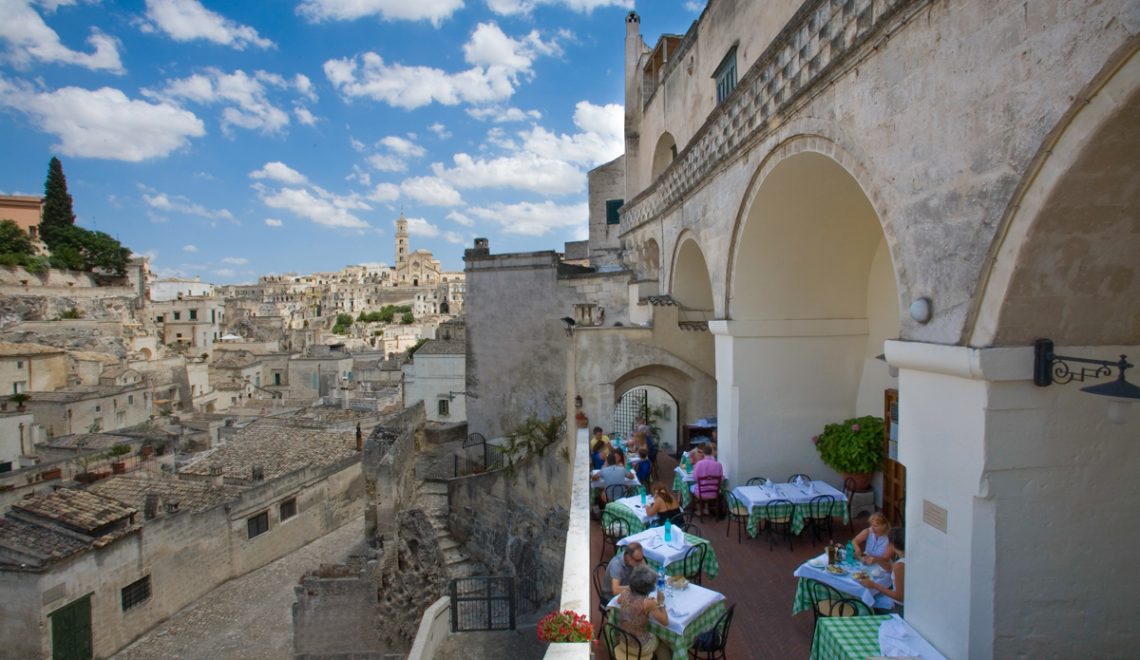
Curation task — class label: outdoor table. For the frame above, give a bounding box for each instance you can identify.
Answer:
[590,469,640,505]
[672,465,729,508]
[792,553,895,613]
[810,614,946,660]
[605,495,659,533]
[731,481,848,536]
[608,582,727,660]
[618,525,720,579]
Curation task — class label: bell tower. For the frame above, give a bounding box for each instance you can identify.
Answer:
[395,213,408,269]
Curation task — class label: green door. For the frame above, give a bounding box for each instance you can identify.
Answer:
[51,595,93,660]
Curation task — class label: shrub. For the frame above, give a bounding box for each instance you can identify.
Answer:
[813,415,885,474]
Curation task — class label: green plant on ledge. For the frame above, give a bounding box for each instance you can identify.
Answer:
[813,415,885,474]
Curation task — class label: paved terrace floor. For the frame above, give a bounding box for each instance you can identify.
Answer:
[590,453,866,660]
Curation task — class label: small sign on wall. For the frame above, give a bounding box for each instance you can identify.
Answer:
[922,499,948,534]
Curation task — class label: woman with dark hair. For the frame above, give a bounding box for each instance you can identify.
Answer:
[857,527,906,609]
[645,487,684,527]
[613,564,668,659]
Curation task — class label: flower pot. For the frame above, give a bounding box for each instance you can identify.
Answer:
[844,472,873,491]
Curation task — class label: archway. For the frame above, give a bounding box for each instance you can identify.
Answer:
[612,384,678,455]
[671,237,714,313]
[722,148,900,487]
[651,132,677,180]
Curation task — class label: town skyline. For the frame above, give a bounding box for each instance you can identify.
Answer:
[0,0,703,284]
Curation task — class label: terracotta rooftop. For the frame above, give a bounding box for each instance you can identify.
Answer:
[179,420,358,482]
[12,487,136,534]
[0,517,90,569]
[90,472,247,514]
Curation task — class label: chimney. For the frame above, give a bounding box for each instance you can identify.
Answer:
[208,465,224,487]
[356,423,363,451]
[144,492,159,520]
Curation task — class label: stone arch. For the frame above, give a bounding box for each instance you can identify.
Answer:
[970,45,1140,347]
[614,364,702,448]
[669,233,714,312]
[651,132,678,180]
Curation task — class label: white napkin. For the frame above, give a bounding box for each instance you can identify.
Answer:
[878,618,916,657]
[667,606,690,619]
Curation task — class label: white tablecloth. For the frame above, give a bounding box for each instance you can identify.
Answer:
[614,494,658,524]
[794,554,896,610]
[877,614,947,660]
[618,525,691,567]
[608,583,725,634]
[733,481,847,508]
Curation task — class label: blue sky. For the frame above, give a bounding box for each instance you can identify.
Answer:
[0,0,702,283]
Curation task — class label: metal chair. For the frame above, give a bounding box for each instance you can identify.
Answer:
[843,476,858,531]
[724,491,750,544]
[746,476,770,487]
[688,603,735,659]
[804,494,836,546]
[603,483,629,505]
[680,521,702,538]
[763,498,795,552]
[600,511,630,562]
[680,541,707,586]
[807,580,872,622]
[693,475,723,521]
[591,562,611,639]
[602,620,644,660]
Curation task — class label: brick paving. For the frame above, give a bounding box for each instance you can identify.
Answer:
[591,455,866,659]
[112,516,366,660]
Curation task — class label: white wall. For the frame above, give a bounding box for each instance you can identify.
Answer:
[403,352,465,422]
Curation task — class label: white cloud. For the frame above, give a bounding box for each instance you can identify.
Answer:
[404,216,440,237]
[143,189,235,221]
[265,218,283,227]
[379,135,425,157]
[145,68,293,135]
[520,100,622,166]
[221,256,249,265]
[297,0,463,26]
[684,1,704,11]
[467,200,586,236]
[0,0,123,72]
[324,23,559,110]
[140,0,274,50]
[432,152,583,195]
[250,161,307,185]
[349,137,366,152]
[182,244,198,252]
[294,106,317,126]
[257,185,371,229]
[0,79,204,161]
[446,210,474,227]
[368,183,400,202]
[400,177,462,206]
[367,153,406,172]
[428,122,451,139]
[466,106,541,122]
[486,0,631,15]
[443,230,465,244]
[211,267,238,278]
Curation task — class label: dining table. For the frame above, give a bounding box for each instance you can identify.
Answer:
[617,524,720,579]
[590,469,640,504]
[607,582,727,660]
[792,553,896,613]
[810,613,947,660]
[730,481,848,536]
[604,494,659,534]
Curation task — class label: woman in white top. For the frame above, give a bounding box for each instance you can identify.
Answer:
[853,512,892,569]
[858,527,906,611]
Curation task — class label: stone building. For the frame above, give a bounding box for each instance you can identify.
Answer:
[151,294,226,352]
[393,213,441,288]
[402,338,466,423]
[0,419,364,659]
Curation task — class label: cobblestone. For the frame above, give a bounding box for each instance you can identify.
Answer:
[112,516,366,660]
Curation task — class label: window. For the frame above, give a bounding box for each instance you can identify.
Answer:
[605,199,623,225]
[714,46,738,104]
[156,315,164,323]
[280,498,297,521]
[189,309,197,320]
[0,461,12,473]
[95,405,101,412]
[92,418,103,431]
[173,312,181,320]
[247,511,269,538]
[16,360,23,369]
[438,398,450,416]
[121,575,151,611]
[128,395,134,405]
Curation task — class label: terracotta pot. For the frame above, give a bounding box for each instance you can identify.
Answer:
[844,472,874,491]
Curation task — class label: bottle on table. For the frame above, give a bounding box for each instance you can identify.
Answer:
[845,540,856,565]
[656,566,666,604]
[664,518,673,542]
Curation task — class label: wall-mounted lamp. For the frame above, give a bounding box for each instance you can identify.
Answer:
[560,316,576,337]
[1034,338,1140,424]
[909,297,933,324]
[574,395,583,409]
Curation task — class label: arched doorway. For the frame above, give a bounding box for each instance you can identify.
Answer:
[724,148,900,486]
[613,384,679,455]
[651,132,678,180]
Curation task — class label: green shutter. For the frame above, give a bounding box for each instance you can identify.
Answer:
[606,199,624,225]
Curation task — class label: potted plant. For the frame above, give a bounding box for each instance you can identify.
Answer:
[536,609,593,644]
[813,415,885,490]
[8,392,31,412]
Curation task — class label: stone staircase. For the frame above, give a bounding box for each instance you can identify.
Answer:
[418,479,479,579]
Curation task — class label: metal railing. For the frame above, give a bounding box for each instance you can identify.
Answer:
[449,576,516,633]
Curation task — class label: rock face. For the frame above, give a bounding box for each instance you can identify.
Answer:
[0,294,137,329]
[373,508,449,648]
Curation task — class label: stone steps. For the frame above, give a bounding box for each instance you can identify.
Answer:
[414,479,478,581]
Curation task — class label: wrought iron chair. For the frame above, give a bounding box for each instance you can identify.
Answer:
[602,620,644,660]
[688,603,735,659]
[681,541,707,586]
[693,475,723,521]
[724,490,750,544]
[680,521,703,538]
[600,511,630,562]
[603,483,629,506]
[746,476,770,487]
[805,494,836,546]
[808,580,872,622]
[763,498,795,552]
[591,562,611,639]
[843,476,858,531]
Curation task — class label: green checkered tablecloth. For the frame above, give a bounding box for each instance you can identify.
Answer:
[745,498,848,537]
[810,614,891,660]
[607,596,727,660]
[604,500,652,534]
[672,471,729,508]
[641,532,720,579]
[793,578,814,615]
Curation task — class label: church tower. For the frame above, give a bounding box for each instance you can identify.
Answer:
[395,213,408,269]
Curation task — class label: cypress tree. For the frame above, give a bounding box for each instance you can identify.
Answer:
[41,157,76,244]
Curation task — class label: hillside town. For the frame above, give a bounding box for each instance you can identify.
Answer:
[1,1,1137,660]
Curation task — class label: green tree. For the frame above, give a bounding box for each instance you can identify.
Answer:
[0,220,34,256]
[400,312,415,324]
[41,157,76,242]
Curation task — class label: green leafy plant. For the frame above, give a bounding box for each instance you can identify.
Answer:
[813,415,885,474]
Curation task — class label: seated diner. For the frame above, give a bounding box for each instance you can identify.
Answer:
[603,541,646,602]
[856,527,906,610]
[593,453,635,503]
[853,512,893,569]
[613,564,668,659]
[644,487,684,527]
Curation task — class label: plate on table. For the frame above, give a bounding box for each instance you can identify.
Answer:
[808,556,827,569]
[667,575,689,590]
[825,565,846,575]
[851,570,870,580]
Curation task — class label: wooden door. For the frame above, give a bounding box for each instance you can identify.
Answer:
[51,594,93,660]
[882,389,906,526]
